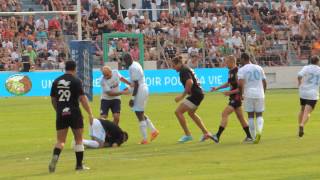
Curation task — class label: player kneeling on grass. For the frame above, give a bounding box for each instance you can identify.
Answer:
[83,119,128,148]
[211,55,252,143]
[172,56,214,143]
[100,65,131,125]
[297,56,320,137]
[238,53,267,144]
[122,53,159,144]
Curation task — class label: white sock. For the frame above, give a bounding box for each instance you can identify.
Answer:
[139,121,148,140]
[83,139,100,148]
[146,118,157,132]
[248,118,256,139]
[256,116,264,134]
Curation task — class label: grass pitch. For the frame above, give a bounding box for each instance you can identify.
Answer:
[1,89,320,180]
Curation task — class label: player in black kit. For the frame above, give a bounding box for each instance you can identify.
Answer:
[172,56,214,143]
[49,60,94,172]
[211,55,252,143]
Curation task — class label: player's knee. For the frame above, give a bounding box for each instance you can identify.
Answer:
[187,111,195,117]
[175,110,181,116]
[56,142,65,149]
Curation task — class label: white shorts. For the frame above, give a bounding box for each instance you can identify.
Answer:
[133,84,149,112]
[89,119,105,143]
[243,98,265,112]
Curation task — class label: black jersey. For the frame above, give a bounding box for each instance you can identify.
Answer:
[179,65,203,96]
[228,67,240,100]
[50,74,84,116]
[98,119,125,147]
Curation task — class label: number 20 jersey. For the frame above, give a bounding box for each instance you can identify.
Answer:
[238,63,266,99]
[298,65,320,100]
[50,74,84,116]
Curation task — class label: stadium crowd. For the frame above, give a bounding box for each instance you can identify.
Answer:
[0,0,319,71]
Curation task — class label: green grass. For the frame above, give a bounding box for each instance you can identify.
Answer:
[1,89,320,180]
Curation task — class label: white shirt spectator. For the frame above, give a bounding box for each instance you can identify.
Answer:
[247,34,257,46]
[35,18,48,30]
[2,40,13,49]
[191,16,202,26]
[127,8,139,17]
[292,3,304,15]
[124,16,136,26]
[48,49,59,61]
[156,0,162,6]
[298,65,320,100]
[188,47,199,56]
[231,36,244,48]
[11,51,20,61]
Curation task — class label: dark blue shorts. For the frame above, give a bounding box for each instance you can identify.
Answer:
[100,99,121,115]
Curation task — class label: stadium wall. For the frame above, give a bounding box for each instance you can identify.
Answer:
[264,66,302,89]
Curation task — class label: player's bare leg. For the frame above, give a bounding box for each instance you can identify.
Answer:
[299,105,313,137]
[234,107,252,140]
[188,109,214,142]
[175,104,191,136]
[72,128,88,170]
[113,113,120,125]
[298,106,305,125]
[49,129,68,173]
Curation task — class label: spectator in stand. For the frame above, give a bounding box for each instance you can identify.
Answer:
[23,45,37,67]
[48,16,62,32]
[130,43,140,61]
[35,15,49,31]
[164,41,177,59]
[113,16,125,32]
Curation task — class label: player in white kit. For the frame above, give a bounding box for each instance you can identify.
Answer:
[122,53,159,144]
[297,56,320,137]
[238,53,267,144]
[100,66,131,125]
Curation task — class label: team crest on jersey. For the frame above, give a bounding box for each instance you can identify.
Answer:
[62,107,71,116]
[58,80,71,88]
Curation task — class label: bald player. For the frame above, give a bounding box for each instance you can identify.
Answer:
[100,66,131,125]
[211,55,252,143]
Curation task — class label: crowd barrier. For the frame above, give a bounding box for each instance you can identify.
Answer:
[0,68,228,97]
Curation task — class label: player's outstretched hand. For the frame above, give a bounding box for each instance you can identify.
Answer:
[211,87,217,92]
[129,99,134,107]
[175,95,183,103]
[222,91,231,96]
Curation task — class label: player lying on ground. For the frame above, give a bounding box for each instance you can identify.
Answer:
[238,52,267,144]
[172,56,214,143]
[122,53,159,144]
[297,56,320,137]
[83,118,128,148]
[211,55,252,143]
[100,65,131,125]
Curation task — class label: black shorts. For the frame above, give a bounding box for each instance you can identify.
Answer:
[228,98,242,109]
[100,99,121,115]
[186,93,204,107]
[56,112,83,130]
[300,98,317,109]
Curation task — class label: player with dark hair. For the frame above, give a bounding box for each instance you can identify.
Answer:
[171,56,214,143]
[297,56,320,137]
[122,53,159,144]
[83,118,128,148]
[238,52,267,144]
[211,55,252,143]
[49,60,94,172]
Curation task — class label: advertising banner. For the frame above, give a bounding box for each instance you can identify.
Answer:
[0,68,228,97]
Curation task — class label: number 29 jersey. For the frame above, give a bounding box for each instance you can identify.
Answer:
[298,65,320,100]
[50,74,85,116]
[238,64,266,99]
